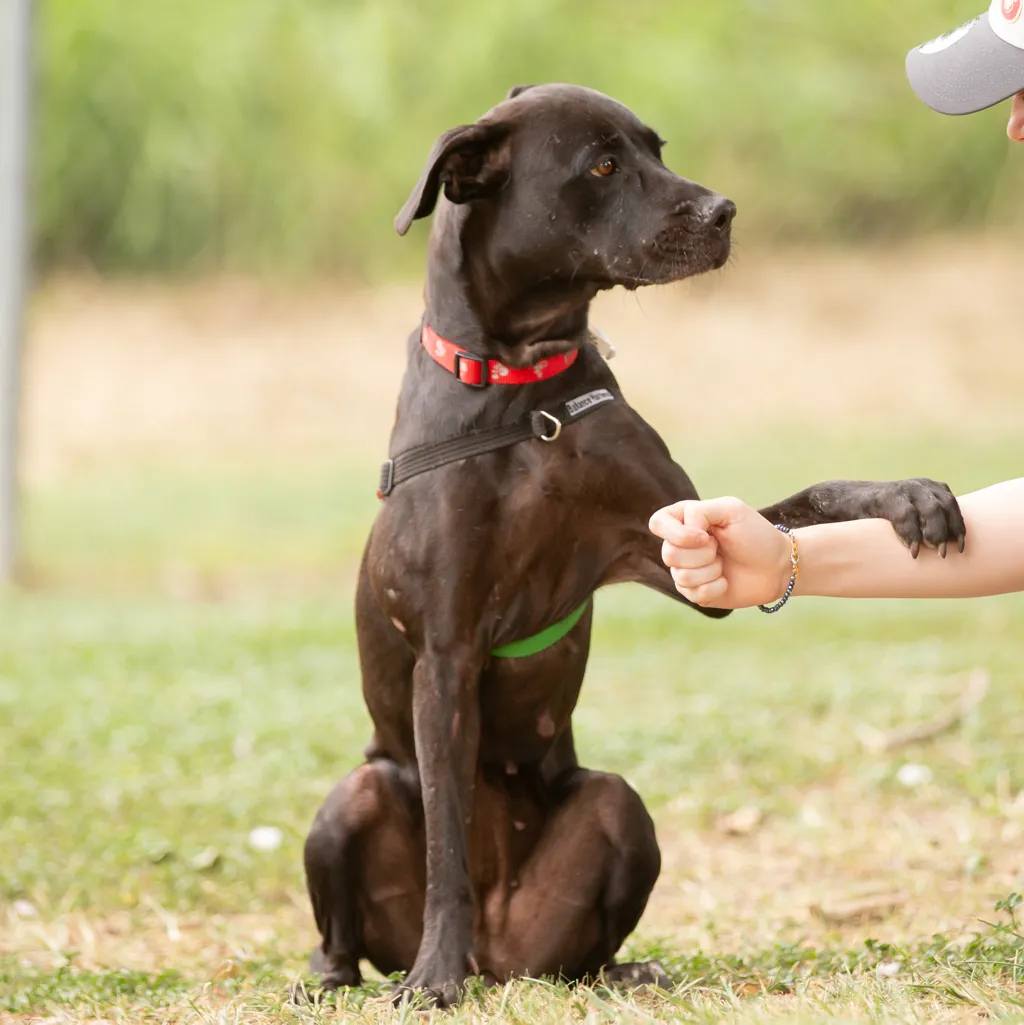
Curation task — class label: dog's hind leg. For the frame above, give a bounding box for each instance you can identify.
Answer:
[303,759,425,991]
[486,768,663,985]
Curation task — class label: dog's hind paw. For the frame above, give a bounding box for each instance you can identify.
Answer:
[289,978,325,1005]
[292,946,361,1002]
[602,960,672,991]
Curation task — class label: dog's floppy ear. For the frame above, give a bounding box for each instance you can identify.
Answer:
[506,84,536,100]
[395,121,510,236]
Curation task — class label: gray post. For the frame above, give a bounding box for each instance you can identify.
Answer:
[0,0,33,583]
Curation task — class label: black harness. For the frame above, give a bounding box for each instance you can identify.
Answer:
[378,386,618,498]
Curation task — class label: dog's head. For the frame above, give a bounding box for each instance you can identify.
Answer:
[396,84,734,292]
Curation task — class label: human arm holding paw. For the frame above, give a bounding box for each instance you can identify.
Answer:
[649,479,1024,609]
[651,15,1024,610]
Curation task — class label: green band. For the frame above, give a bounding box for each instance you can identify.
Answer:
[490,598,591,658]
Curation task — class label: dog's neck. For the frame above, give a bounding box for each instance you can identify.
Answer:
[423,205,597,369]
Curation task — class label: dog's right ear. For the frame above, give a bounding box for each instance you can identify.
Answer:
[394,121,511,236]
[506,85,536,100]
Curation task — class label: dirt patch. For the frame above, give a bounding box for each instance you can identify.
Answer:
[647,782,1024,954]
[21,239,1024,483]
[4,900,314,975]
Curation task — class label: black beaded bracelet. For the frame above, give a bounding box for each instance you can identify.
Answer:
[758,525,800,614]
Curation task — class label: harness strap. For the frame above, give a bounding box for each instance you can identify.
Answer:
[378,387,619,498]
[490,597,591,658]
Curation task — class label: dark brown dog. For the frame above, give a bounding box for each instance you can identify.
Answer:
[303,84,964,1006]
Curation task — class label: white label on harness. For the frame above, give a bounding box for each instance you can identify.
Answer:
[565,389,614,418]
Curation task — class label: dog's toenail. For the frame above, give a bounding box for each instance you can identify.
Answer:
[390,617,406,633]
[513,820,526,831]
[536,711,556,738]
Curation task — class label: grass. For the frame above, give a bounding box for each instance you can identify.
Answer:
[3,431,1024,1021]
[7,931,1024,1023]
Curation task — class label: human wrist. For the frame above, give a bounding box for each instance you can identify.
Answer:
[772,528,796,601]
[789,522,857,598]
[757,525,801,614]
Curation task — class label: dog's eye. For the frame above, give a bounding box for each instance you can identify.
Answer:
[590,157,618,178]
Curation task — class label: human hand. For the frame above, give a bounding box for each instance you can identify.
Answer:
[649,498,793,609]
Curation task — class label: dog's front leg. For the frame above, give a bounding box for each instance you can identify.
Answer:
[394,646,480,1008]
[758,478,966,555]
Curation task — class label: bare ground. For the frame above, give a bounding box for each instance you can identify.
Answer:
[21,238,1024,483]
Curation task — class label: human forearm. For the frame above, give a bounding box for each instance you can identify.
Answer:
[793,479,1024,599]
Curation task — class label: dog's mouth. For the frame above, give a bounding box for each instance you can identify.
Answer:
[618,230,731,290]
[656,227,730,277]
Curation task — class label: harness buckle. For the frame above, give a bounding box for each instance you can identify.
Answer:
[452,351,488,388]
[535,410,563,443]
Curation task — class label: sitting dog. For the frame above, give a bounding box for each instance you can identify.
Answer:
[303,84,964,1006]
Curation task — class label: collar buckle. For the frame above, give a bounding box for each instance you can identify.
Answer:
[377,459,396,499]
[452,350,488,388]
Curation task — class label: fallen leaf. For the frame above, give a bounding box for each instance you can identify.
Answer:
[810,891,908,925]
[717,806,763,836]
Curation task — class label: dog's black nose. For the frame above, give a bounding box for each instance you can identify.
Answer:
[695,195,736,235]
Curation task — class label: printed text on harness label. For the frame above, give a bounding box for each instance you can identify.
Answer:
[565,389,614,418]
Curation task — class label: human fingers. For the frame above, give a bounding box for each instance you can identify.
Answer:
[661,537,719,571]
[675,574,730,608]
[670,557,724,591]
[679,496,750,532]
[649,503,713,548]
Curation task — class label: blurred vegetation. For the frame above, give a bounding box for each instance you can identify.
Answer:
[37,0,1024,277]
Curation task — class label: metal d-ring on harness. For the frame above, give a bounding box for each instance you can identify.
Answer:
[535,410,562,442]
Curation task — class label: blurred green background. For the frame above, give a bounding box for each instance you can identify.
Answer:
[37,0,1024,277]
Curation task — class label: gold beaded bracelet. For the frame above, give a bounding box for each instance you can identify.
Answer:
[758,525,800,614]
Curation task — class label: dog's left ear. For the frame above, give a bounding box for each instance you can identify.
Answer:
[395,121,511,236]
[506,85,536,100]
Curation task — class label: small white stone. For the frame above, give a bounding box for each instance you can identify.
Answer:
[876,960,900,978]
[248,826,283,852]
[232,734,254,759]
[718,805,762,836]
[12,899,37,918]
[800,803,826,829]
[896,763,933,788]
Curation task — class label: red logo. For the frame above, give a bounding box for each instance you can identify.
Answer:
[1004,0,1023,23]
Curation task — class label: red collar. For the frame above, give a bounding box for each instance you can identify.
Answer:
[421,324,578,387]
